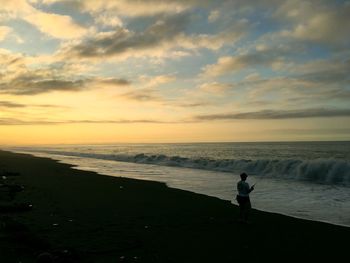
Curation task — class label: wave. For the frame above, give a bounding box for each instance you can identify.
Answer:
[16,149,350,186]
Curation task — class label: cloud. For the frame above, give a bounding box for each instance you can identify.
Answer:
[240,58,350,105]
[139,74,176,88]
[94,13,123,27]
[0,26,23,43]
[0,0,33,16]
[202,56,250,77]
[32,104,70,108]
[117,74,178,103]
[0,26,12,41]
[173,102,210,108]
[60,13,189,59]
[0,0,87,39]
[0,101,26,108]
[244,73,261,81]
[0,49,28,78]
[0,73,131,95]
[0,100,68,109]
[199,82,233,93]
[67,119,170,124]
[194,108,350,121]
[289,58,350,84]
[268,128,350,136]
[0,117,172,125]
[224,54,253,70]
[1,0,348,134]
[0,79,86,95]
[0,118,56,125]
[202,46,288,77]
[35,0,218,17]
[176,19,248,50]
[217,70,349,108]
[60,13,248,61]
[208,10,220,23]
[275,1,350,47]
[121,89,161,102]
[78,0,192,17]
[24,11,87,39]
[0,49,130,95]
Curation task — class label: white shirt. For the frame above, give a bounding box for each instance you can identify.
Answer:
[237,180,250,197]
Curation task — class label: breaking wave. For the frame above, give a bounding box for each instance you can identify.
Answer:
[19,150,350,186]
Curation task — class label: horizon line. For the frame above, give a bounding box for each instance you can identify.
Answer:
[2,139,350,147]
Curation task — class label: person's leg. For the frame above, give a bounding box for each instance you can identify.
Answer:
[237,196,243,222]
[243,206,249,222]
[244,200,252,223]
[239,204,245,222]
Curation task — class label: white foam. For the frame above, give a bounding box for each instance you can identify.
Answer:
[10,149,350,186]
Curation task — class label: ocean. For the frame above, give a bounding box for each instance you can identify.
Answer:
[7,141,350,227]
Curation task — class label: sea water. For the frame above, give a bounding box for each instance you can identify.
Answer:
[7,141,350,227]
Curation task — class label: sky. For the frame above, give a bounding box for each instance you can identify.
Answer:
[0,0,350,144]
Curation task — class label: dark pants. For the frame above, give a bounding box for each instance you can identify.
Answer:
[236,195,251,222]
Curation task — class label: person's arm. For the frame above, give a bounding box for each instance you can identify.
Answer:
[248,183,255,193]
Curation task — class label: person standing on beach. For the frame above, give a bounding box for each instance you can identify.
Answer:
[236,172,254,223]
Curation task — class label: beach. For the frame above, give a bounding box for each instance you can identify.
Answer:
[1,150,349,262]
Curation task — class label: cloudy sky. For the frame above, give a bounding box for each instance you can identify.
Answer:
[0,0,350,144]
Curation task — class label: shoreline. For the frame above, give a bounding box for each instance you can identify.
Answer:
[50,158,350,229]
[1,150,349,262]
[10,149,350,228]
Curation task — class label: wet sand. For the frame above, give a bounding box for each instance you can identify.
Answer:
[0,150,349,262]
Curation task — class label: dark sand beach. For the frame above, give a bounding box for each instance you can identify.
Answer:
[1,150,349,262]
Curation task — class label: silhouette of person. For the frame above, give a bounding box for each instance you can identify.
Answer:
[236,172,254,223]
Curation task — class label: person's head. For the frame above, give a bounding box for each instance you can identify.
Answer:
[240,172,248,181]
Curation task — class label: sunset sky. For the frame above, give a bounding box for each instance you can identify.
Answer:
[1,0,350,144]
